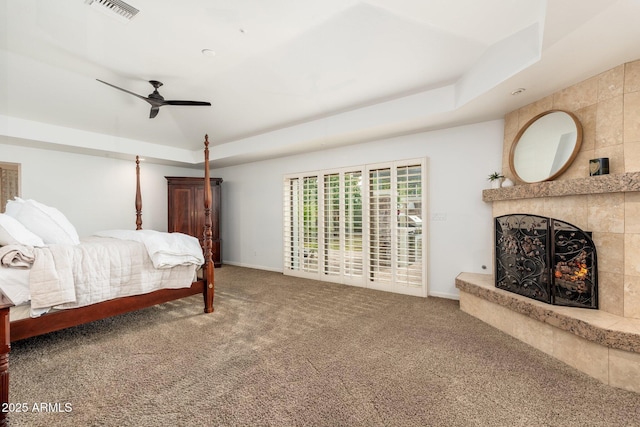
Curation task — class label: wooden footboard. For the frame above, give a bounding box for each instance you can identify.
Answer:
[0,134,216,425]
[9,280,207,342]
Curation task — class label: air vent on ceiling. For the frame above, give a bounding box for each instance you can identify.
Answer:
[85,0,139,22]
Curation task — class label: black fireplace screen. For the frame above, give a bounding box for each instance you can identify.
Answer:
[495,214,597,309]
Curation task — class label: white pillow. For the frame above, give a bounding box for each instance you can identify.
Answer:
[5,197,80,245]
[0,213,45,247]
[4,196,24,217]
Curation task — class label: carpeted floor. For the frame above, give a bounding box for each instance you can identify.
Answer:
[7,265,640,426]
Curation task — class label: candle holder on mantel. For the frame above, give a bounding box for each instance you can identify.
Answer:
[589,158,609,176]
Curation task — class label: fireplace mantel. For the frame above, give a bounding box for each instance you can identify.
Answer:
[482,172,640,202]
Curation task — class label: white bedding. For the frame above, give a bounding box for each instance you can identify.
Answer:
[0,267,30,307]
[93,229,204,268]
[0,230,204,318]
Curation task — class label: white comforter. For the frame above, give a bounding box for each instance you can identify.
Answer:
[93,229,204,268]
[1,230,204,317]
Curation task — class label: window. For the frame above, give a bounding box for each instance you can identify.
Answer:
[283,159,427,297]
[283,176,319,274]
[0,162,20,213]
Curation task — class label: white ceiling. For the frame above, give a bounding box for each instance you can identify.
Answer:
[2,0,640,167]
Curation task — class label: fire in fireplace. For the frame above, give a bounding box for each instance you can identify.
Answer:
[494,214,597,309]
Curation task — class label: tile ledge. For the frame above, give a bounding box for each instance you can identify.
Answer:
[456,272,640,353]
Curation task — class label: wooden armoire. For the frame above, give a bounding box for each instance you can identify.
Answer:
[166,176,223,267]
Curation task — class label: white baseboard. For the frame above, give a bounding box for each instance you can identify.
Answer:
[428,291,460,300]
[220,261,283,273]
[221,262,460,301]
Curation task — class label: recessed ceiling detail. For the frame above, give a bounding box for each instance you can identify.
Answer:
[2,0,640,167]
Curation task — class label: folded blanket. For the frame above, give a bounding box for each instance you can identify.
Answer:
[0,244,35,269]
[30,245,77,310]
[93,229,204,269]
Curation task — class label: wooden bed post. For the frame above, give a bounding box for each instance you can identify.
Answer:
[135,156,143,230]
[202,135,215,313]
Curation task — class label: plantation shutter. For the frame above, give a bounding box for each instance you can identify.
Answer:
[284,159,426,297]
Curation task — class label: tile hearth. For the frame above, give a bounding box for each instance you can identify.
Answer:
[456,272,640,393]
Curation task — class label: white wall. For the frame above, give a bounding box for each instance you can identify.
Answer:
[0,138,202,236]
[216,119,504,299]
[1,119,503,299]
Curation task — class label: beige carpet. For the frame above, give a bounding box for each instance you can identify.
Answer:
[8,265,640,426]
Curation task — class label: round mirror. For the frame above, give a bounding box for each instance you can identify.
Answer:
[509,110,582,183]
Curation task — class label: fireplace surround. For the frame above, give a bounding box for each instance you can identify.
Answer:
[456,172,640,394]
[456,58,640,393]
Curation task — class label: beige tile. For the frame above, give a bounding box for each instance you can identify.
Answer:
[504,109,519,137]
[492,201,510,218]
[459,292,514,335]
[624,275,640,319]
[553,77,599,111]
[511,313,554,355]
[624,59,640,93]
[625,192,640,233]
[518,96,554,126]
[595,95,624,148]
[624,233,640,277]
[598,64,625,101]
[593,232,624,273]
[502,150,514,182]
[458,292,481,316]
[575,104,596,152]
[587,193,624,233]
[503,131,517,179]
[624,140,640,172]
[624,91,640,143]
[544,195,588,229]
[495,199,545,218]
[561,104,596,181]
[552,328,609,383]
[560,149,591,180]
[609,348,640,393]
[459,292,554,355]
[597,271,624,316]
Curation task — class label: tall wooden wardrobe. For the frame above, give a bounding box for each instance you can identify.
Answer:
[166,176,222,267]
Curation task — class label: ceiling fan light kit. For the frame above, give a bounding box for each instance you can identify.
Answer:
[96,79,212,118]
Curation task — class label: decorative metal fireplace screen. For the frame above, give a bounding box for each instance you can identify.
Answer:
[495,214,598,309]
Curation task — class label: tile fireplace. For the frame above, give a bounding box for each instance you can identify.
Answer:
[458,58,640,393]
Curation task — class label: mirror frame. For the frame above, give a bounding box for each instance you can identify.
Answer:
[509,109,583,183]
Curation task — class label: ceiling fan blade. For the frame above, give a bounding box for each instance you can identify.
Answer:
[165,100,212,106]
[149,106,160,119]
[96,79,148,102]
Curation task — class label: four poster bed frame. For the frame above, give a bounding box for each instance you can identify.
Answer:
[0,135,217,426]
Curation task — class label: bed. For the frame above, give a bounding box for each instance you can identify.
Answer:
[0,135,217,426]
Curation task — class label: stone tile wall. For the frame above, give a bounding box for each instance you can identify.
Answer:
[497,59,640,319]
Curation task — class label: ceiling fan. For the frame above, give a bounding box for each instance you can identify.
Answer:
[96,79,211,118]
